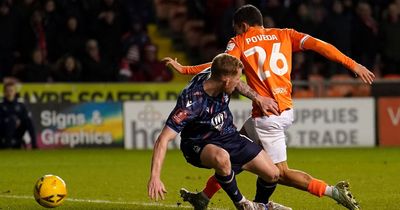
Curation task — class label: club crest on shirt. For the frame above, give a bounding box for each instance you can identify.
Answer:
[226,42,235,52]
[211,112,225,131]
[172,108,190,124]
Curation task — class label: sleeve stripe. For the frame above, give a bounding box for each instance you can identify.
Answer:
[300,35,310,50]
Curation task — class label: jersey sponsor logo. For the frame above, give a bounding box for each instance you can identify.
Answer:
[226,42,235,52]
[172,108,190,124]
[211,112,225,131]
[245,34,278,44]
[273,87,288,95]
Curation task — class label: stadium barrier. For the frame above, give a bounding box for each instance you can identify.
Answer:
[123,99,375,149]
[6,83,186,103]
[378,97,400,146]
[27,102,124,149]
[0,82,398,148]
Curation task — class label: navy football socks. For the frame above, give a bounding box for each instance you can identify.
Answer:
[254,176,277,204]
[214,170,243,203]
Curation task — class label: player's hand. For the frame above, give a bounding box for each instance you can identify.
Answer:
[147,177,167,201]
[162,57,184,73]
[255,95,279,116]
[353,63,375,84]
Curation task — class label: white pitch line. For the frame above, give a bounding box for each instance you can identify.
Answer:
[0,194,228,210]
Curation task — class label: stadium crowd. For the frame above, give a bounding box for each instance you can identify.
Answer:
[157,0,400,80]
[0,0,173,82]
[0,0,399,83]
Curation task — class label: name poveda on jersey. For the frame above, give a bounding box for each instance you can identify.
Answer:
[226,35,279,52]
[245,34,278,44]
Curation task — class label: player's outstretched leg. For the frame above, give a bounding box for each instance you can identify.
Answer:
[332,181,360,210]
[180,188,209,210]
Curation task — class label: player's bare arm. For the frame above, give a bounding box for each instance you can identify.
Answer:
[235,80,279,116]
[148,126,177,201]
[162,57,184,73]
[162,57,211,75]
[353,63,375,84]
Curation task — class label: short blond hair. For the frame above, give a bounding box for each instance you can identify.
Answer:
[211,53,243,78]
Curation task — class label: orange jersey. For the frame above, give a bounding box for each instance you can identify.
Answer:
[182,27,357,117]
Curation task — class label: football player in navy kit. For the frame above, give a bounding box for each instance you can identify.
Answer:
[0,81,36,149]
[148,53,279,210]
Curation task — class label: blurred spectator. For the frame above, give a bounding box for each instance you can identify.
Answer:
[351,1,379,70]
[291,52,309,81]
[199,34,220,63]
[17,49,52,82]
[0,81,36,149]
[182,20,204,62]
[154,0,185,28]
[171,6,187,36]
[0,0,19,79]
[380,3,400,77]
[288,3,315,35]
[118,45,146,82]
[121,18,151,57]
[203,0,232,34]
[43,0,62,62]
[57,16,86,59]
[122,0,155,26]
[322,0,353,76]
[263,16,275,28]
[92,0,123,63]
[260,0,287,27]
[53,54,82,82]
[57,0,86,24]
[17,8,48,64]
[342,0,354,15]
[215,0,243,47]
[14,0,39,24]
[81,39,115,81]
[141,44,173,82]
[309,3,326,37]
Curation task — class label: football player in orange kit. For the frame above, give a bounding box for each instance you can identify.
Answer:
[164,4,374,210]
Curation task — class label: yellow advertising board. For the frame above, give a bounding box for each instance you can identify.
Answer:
[0,83,187,103]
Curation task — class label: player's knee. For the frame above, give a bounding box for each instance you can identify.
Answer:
[260,165,280,182]
[275,162,290,180]
[213,150,231,175]
[269,166,280,182]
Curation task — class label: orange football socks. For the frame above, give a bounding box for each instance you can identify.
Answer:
[307,179,328,197]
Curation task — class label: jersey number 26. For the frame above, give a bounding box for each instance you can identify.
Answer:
[244,43,288,81]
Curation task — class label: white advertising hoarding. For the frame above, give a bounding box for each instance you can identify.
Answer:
[124,102,176,149]
[287,98,375,147]
[123,101,252,149]
[124,98,375,149]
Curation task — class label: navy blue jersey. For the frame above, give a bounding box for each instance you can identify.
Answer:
[166,68,237,141]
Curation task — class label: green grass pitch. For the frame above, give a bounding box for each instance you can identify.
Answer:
[0,148,399,209]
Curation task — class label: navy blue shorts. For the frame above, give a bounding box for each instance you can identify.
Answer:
[180,132,262,173]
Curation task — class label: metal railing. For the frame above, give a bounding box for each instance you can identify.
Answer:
[292,78,400,98]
